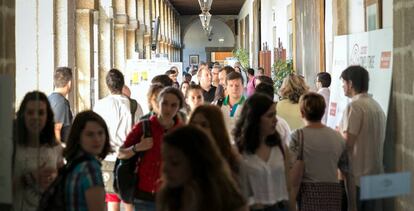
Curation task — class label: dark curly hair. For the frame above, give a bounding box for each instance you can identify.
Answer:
[233,93,282,154]
[15,91,57,147]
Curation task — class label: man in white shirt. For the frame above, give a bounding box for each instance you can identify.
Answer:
[93,69,135,211]
[316,72,331,124]
[339,65,386,211]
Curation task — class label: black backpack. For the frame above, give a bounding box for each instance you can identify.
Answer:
[113,119,152,203]
[37,155,91,211]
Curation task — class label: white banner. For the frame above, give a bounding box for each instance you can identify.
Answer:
[327,28,393,129]
[125,59,183,114]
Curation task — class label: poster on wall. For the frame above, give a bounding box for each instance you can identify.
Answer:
[327,28,393,129]
[125,59,183,114]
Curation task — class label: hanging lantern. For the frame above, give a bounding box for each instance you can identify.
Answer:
[198,0,213,12]
[199,12,211,29]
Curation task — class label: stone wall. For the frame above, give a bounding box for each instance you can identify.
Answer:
[0,0,15,77]
[392,0,414,210]
[0,1,14,209]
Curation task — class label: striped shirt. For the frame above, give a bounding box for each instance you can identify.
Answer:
[64,155,104,211]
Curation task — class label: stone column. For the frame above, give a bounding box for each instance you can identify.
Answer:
[136,0,145,58]
[332,0,348,36]
[114,0,127,71]
[55,0,76,68]
[75,0,97,111]
[0,1,15,207]
[126,0,138,60]
[392,0,414,210]
[144,0,153,59]
[98,0,113,98]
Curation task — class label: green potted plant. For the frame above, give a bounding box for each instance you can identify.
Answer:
[272,59,294,95]
[232,48,250,69]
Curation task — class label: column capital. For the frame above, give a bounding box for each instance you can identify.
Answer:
[115,14,128,25]
[76,0,98,10]
[128,19,138,30]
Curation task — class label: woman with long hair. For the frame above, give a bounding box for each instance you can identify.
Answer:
[13,91,63,211]
[234,93,290,211]
[188,105,240,176]
[118,87,185,211]
[277,74,309,130]
[157,125,248,211]
[63,110,113,211]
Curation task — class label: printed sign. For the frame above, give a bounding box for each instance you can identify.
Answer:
[360,172,411,200]
[327,28,393,129]
[125,60,183,114]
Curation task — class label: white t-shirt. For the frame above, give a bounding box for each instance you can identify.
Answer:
[276,115,291,146]
[317,87,330,124]
[239,147,289,206]
[93,94,132,161]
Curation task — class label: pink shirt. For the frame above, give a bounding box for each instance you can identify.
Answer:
[246,76,256,97]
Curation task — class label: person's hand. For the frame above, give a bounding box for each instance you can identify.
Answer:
[134,135,153,151]
[32,163,58,190]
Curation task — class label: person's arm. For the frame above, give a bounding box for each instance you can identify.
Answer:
[54,123,63,143]
[117,122,153,159]
[118,136,153,159]
[340,133,358,211]
[288,130,303,198]
[85,186,106,211]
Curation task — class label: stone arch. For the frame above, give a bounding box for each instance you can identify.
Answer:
[182,16,236,67]
[182,16,236,40]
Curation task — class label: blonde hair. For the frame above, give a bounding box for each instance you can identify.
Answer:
[278,74,309,103]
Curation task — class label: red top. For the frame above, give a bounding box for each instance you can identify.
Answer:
[123,115,181,193]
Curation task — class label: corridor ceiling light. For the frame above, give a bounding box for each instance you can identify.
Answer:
[199,12,211,29]
[198,0,213,12]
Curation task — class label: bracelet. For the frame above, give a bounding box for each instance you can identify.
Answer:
[132,144,138,154]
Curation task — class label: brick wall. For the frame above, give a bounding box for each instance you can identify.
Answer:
[392,0,414,210]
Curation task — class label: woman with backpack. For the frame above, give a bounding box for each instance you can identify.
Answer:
[63,111,113,211]
[13,91,63,211]
[234,93,291,211]
[118,87,184,211]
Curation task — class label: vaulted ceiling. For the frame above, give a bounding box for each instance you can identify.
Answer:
[168,0,246,15]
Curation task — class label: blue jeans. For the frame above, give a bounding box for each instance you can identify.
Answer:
[133,199,156,211]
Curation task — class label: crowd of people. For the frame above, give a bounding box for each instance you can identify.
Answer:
[11,63,386,211]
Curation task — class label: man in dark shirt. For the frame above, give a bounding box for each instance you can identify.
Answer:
[48,67,73,143]
[198,66,216,103]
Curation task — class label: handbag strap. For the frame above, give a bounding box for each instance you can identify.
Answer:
[297,129,304,161]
